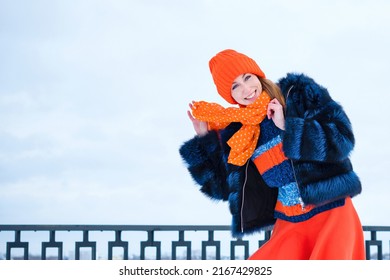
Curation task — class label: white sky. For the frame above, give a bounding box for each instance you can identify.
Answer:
[0,0,389,229]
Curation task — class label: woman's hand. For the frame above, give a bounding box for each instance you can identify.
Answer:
[267,98,285,130]
[188,101,208,136]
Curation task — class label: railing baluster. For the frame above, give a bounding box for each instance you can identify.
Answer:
[140,231,161,260]
[108,230,128,260]
[6,230,29,260]
[258,230,272,248]
[365,230,383,260]
[201,230,220,260]
[75,230,96,260]
[172,230,191,260]
[230,238,249,260]
[42,230,63,260]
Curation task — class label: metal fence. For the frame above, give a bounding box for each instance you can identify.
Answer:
[0,225,389,260]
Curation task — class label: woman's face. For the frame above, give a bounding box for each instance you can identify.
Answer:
[231,73,262,106]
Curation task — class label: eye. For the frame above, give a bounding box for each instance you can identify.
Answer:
[232,84,238,90]
[244,74,252,81]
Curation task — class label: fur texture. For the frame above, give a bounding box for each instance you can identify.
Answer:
[278,73,361,205]
[179,73,362,237]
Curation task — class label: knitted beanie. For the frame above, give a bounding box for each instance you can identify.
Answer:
[209,49,266,104]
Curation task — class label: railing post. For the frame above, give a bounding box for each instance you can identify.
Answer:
[42,230,63,260]
[172,230,191,260]
[258,230,272,248]
[108,230,128,260]
[75,230,96,260]
[201,230,220,260]
[230,238,249,260]
[140,230,161,260]
[365,230,383,260]
[6,230,29,260]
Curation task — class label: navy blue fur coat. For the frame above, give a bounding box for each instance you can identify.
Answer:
[179,73,362,237]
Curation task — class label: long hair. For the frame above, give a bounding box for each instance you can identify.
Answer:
[259,77,286,108]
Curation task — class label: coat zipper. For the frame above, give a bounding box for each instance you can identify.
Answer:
[240,160,250,232]
[289,159,305,210]
[285,85,305,210]
[284,85,294,115]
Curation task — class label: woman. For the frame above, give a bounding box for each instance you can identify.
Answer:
[179,49,365,259]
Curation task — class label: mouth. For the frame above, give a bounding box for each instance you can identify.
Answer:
[245,90,257,100]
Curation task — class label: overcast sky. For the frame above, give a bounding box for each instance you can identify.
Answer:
[1,0,389,230]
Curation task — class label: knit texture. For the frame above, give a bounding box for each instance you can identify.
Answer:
[253,118,343,222]
[209,49,265,104]
[191,92,271,166]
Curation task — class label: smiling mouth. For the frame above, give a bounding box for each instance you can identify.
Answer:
[245,90,256,99]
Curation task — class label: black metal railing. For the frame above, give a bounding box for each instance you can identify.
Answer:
[0,225,389,260]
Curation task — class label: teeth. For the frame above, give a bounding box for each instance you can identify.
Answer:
[246,92,255,99]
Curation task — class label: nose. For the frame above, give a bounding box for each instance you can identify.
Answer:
[242,83,250,94]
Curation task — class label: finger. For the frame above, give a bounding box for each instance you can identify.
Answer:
[189,102,197,110]
[187,110,195,121]
[268,101,281,112]
[267,103,276,110]
[266,107,273,119]
[189,101,197,110]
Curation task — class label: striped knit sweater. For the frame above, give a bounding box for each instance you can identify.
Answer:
[254,118,345,222]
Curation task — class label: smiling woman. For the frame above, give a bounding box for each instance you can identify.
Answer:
[179,49,365,260]
[0,0,389,259]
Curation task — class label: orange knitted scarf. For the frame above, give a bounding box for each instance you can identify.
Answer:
[191,91,271,166]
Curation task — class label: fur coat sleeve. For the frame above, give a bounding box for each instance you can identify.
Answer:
[278,73,355,163]
[179,131,230,201]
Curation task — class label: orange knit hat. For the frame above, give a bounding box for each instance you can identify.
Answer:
[209,49,266,104]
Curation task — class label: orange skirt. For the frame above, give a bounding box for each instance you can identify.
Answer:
[248,197,365,260]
